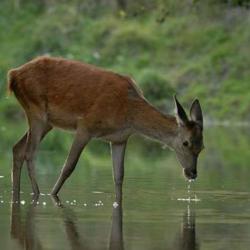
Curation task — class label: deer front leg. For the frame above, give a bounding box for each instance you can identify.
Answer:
[51,129,90,196]
[111,141,127,202]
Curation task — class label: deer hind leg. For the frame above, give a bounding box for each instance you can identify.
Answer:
[12,132,29,200]
[51,128,90,196]
[12,123,51,200]
[111,141,127,203]
[24,119,52,196]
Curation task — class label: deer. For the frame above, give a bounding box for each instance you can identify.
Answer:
[8,56,204,201]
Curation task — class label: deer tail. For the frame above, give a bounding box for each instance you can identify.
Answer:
[7,69,18,95]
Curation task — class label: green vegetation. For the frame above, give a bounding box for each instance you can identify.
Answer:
[0,3,249,247]
[0,0,249,135]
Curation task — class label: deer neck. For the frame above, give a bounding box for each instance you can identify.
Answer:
[131,99,178,148]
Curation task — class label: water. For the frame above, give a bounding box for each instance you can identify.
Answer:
[0,126,250,249]
[177,182,201,202]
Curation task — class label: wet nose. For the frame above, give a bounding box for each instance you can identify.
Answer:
[190,170,197,179]
[184,168,197,180]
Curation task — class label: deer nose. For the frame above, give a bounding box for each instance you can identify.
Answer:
[184,168,197,180]
[190,169,197,179]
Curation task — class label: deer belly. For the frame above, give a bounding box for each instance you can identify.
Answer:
[98,128,132,143]
[48,108,78,130]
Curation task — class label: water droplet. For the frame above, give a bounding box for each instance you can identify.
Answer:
[177,196,201,202]
[20,200,25,205]
[42,202,46,206]
[113,202,119,208]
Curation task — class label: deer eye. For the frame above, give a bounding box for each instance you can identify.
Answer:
[183,141,189,147]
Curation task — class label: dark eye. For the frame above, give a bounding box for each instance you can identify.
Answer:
[183,141,189,147]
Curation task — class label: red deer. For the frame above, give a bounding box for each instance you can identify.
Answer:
[8,56,204,201]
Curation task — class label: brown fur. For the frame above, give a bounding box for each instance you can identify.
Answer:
[9,56,204,198]
[8,56,177,142]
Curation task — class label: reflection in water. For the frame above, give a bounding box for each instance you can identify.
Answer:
[174,205,199,250]
[51,195,124,250]
[109,203,123,250]
[10,196,43,250]
[9,195,201,250]
[51,195,90,250]
[11,195,124,250]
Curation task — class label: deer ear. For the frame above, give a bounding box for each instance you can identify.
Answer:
[190,99,203,128]
[174,95,189,126]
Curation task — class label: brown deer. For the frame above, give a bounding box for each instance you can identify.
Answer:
[8,56,204,200]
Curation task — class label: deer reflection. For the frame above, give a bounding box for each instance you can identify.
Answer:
[51,195,89,250]
[174,205,199,250]
[109,184,124,249]
[10,196,43,250]
[109,202,124,250]
[51,195,124,250]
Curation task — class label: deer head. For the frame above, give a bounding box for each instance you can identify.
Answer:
[173,96,204,180]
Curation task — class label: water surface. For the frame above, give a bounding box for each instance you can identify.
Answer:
[0,126,250,250]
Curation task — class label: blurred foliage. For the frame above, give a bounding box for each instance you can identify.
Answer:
[0,0,249,151]
[138,69,174,109]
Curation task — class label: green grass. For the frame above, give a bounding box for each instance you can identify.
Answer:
[0,0,250,126]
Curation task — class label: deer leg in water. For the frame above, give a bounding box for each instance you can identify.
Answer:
[51,129,90,195]
[25,121,52,196]
[109,204,124,250]
[12,133,28,200]
[12,124,51,200]
[111,141,127,202]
